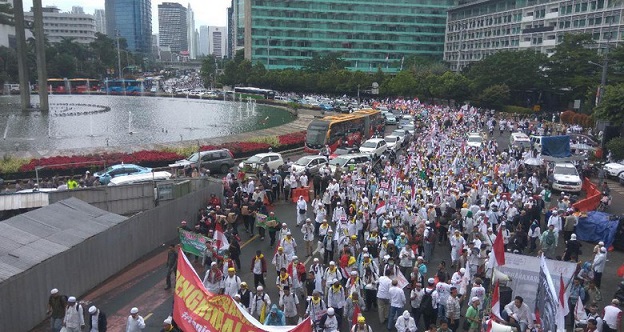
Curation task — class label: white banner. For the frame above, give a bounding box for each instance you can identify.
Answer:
[497,253,576,312]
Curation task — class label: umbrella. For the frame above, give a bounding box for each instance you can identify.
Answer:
[524,157,543,166]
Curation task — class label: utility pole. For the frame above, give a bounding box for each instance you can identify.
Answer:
[33,0,48,111]
[116,30,125,95]
[598,46,609,106]
[13,0,30,110]
[267,36,271,69]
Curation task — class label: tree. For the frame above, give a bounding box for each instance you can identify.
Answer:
[605,137,624,161]
[593,83,624,125]
[302,53,348,73]
[429,71,472,104]
[476,84,510,110]
[383,70,417,97]
[200,54,218,87]
[547,33,600,104]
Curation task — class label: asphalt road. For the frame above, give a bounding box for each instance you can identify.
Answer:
[31,124,624,332]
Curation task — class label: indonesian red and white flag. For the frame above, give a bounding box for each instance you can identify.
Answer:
[556,274,570,329]
[491,227,506,268]
[375,200,386,215]
[491,281,504,321]
[574,294,587,322]
[213,222,229,251]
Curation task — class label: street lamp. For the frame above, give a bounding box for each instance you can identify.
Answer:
[588,59,608,106]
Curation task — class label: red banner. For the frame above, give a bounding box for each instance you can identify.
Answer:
[173,248,313,332]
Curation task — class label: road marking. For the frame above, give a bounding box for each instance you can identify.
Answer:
[304,248,321,265]
[144,313,153,321]
[241,235,259,248]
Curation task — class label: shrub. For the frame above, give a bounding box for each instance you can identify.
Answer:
[606,137,624,161]
[249,135,281,147]
[0,156,29,174]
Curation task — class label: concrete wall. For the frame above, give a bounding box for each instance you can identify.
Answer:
[48,178,215,215]
[0,179,222,332]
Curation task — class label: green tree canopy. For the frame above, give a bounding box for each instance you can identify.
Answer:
[593,83,624,125]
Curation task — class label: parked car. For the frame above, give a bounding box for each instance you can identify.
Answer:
[94,163,152,185]
[359,138,387,158]
[290,155,328,175]
[604,161,624,178]
[328,153,373,172]
[238,152,284,172]
[329,146,360,159]
[384,135,403,152]
[108,171,172,186]
[169,148,235,174]
[550,162,582,193]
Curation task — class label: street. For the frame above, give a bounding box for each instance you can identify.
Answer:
[31,124,624,332]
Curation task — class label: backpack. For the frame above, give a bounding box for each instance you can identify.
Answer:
[426,228,435,243]
[544,231,556,246]
[271,176,278,187]
[421,288,435,315]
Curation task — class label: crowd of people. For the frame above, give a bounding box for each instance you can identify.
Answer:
[46,100,621,332]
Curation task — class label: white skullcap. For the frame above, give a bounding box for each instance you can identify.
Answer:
[130,307,139,314]
[472,297,480,303]
[68,296,76,302]
[163,317,172,325]
[257,286,264,291]
[50,288,58,295]
[327,307,335,315]
[460,268,466,274]
[88,306,97,314]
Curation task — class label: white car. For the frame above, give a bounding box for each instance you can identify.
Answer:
[328,153,373,173]
[359,138,387,158]
[551,162,582,193]
[467,133,483,148]
[604,161,624,178]
[384,135,402,152]
[238,152,284,172]
[290,155,328,175]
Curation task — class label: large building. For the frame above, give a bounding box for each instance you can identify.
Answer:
[187,3,196,59]
[445,0,624,71]
[158,2,187,54]
[24,6,96,44]
[94,9,106,35]
[198,25,209,56]
[200,26,227,58]
[229,0,457,71]
[105,0,152,54]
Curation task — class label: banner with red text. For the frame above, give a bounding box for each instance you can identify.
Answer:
[173,248,313,332]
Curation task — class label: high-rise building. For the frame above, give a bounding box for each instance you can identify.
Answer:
[187,3,196,59]
[94,9,106,35]
[230,0,457,71]
[445,0,624,72]
[24,6,96,44]
[105,0,152,54]
[158,2,187,55]
[0,0,16,48]
[199,25,209,56]
[207,26,227,58]
[227,3,235,58]
[71,6,85,14]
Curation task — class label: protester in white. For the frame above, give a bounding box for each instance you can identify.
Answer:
[395,310,417,332]
[223,267,242,297]
[302,218,316,256]
[63,297,85,332]
[296,196,308,226]
[503,296,533,332]
[272,246,289,274]
[468,278,486,310]
[320,307,339,332]
[202,262,224,294]
[547,211,563,233]
[125,307,146,332]
[250,286,271,319]
[281,232,297,261]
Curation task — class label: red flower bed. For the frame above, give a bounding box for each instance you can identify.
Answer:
[278,131,306,146]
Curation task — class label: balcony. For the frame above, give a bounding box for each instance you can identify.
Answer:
[522,15,534,23]
[545,12,559,19]
[519,41,531,47]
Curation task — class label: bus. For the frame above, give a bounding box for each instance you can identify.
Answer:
[104,79,144,94]
[305,109,384,153]
[233,87,276,99]
[48,78,69,94]
[69,78,100,94]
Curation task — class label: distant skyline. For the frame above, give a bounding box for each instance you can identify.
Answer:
[23,0,230,34]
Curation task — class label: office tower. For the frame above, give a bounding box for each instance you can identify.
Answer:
[105,0,152,53]
[94,9,107,35]
[187,3,196,59]
[24,6,96,44]
[158,2,188,54]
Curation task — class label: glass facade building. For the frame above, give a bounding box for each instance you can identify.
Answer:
[230,0,458,71]
[105,0,152,54]
[158,2,187,54]
[445,0,624,71]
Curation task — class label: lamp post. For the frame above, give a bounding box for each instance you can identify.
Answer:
[267,36,271,70]
[588,57,608,106]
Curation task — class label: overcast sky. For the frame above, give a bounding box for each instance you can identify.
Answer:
[23,0,231,33]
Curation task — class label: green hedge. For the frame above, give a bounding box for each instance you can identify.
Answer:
[501,105,534,115]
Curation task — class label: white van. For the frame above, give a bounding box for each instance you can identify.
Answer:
[529,135,545,151]
[509,132,532,150]
[108,171,172,186]
[550,162,582,193]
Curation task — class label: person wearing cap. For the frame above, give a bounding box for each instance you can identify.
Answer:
[160,316,178,332]
[464,297,480,332]
[563,233,582,262]
[468,278,486,310]
[603,299,622,332]
[540,224,558,258]
[305,291,327,329]
[125,307,145,332]
[165,244,178,290]
[409,281,423,327]
[421,278,438,328]
[282,231,297,262]
[288,256,306,298]
[327,278,346,327]
[223,267,242,297]
[351,315,372,332]
[203,261,224,294]
[320,307,339,332]
[250,250,267,288]
[279,285,300,325]
[302,218,316,257]
[63,296,85,332]
[266,212,280,247]
[593,247,607,288]
[376,269,393,323]
[395,310,416,332]
[250,285,272,321]
[237,281,251,310]
[87,305,107,332]
[272,246,289,275]
[296,195,308,227]
[322,229,337,265]
[48,288,67,332]
[387,279,407,330]
[423,222,435,263]
[344,290,365,325]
